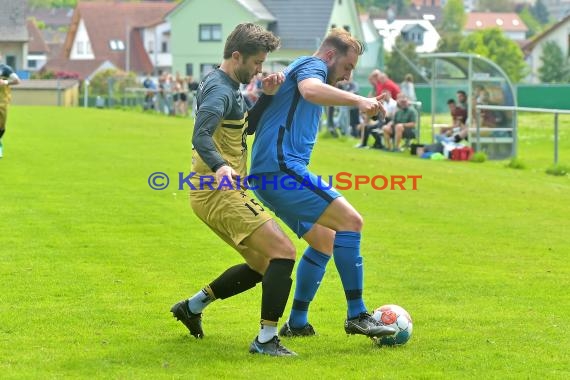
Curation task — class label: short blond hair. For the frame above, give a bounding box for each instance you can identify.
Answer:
[319,27,364,56]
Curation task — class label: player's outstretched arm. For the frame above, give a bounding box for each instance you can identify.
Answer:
[246,72,286,134]
[298,78,385,118]
[261,72,285,95]
[246,94,273,135]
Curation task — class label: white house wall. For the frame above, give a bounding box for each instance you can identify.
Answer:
[70,19,94,60]
[373,19,440,53]
[527,20,570,83]
[506,31,526,41]
[142,23,171,69]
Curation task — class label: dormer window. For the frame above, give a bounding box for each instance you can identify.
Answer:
[401,24,426,46]
[109,39,125,51]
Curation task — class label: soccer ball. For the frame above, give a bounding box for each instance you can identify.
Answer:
[371,304,413,346]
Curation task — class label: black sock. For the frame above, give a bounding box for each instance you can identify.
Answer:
[0,129,5,139]
[208,263,262,300]
[261,258,294,322]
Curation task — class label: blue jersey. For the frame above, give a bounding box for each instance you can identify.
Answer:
[250,56,328,175]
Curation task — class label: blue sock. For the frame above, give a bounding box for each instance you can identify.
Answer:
[333,231,366,319]
[288,247,331,328]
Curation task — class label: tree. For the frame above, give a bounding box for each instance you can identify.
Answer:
[436,32,464,52]
[519,6,542,38]
[385,36,419,83]
[531,0,550,25]
[538,41,570,83]
[441,0,466,34]
[476,0,513,12]
[355,0,411,15]
[29,0,77,7]
[459,28,528,83]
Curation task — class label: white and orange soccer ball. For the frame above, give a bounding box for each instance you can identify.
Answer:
[372,304,413,346]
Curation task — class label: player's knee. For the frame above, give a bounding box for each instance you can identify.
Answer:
[277,239,296,260]
[345,211,363,232]
[249,259,269,275]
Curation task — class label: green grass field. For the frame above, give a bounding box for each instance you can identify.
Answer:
[1,106,569,379]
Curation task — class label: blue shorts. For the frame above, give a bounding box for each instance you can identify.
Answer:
[249,167,342,238]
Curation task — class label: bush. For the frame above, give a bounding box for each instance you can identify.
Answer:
[471,151,487,163]
[506,157,526,170]
[89,69,138,97]
[545,164,570,177]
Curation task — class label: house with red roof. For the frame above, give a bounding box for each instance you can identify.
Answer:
[27,6,74,60]
[522,15,570,83]
[167,0,368,80]
[464,13,528,42]
[27,19,50,72]
[42,1,177,80]
[0,0,28,72]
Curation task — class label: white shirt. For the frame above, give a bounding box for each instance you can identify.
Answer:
[383,98,398,119]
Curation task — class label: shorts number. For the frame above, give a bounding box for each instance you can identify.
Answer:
[244,198,264,216]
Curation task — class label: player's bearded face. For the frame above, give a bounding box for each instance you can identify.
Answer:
[327,50,358,85]
[236,52,267,84]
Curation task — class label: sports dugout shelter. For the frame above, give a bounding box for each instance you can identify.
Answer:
[420,53,517,160]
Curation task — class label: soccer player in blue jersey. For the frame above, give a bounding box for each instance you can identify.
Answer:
[249,28,396,339]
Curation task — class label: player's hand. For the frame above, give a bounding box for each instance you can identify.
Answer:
[358,95,386,119]
[215,165,238,191]
[261,72,285,95]
[0,79,8,86]
[375,94,387,119]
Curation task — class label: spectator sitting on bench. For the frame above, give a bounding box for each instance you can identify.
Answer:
[355,89,396,149]
[354,112,380,149]
[437,98,468,143]
[382,93,417,152]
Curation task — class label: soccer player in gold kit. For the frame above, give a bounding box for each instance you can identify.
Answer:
[170,23,297,356]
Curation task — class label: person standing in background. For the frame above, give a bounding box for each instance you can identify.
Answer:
[400,73,416,103]
[0,52,21,158]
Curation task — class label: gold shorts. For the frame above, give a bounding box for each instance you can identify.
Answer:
[190,189,272,247]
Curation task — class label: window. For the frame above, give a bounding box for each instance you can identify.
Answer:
[186,63,193,76]
[77,41,84,54]
[28,59,37,69]
[148,40,154,54]
[199,24,222,41]
[161,41,168,53]
[86,42,92,55]
[109,40,125,51]
[200,63,217,77]
[6,55,16,69]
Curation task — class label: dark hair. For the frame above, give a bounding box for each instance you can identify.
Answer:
[223,23,280,60]
[457,90,467,97]
[320,27,365,56]
[447,99,456,104]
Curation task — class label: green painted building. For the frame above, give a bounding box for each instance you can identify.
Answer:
[167,0,378,80]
